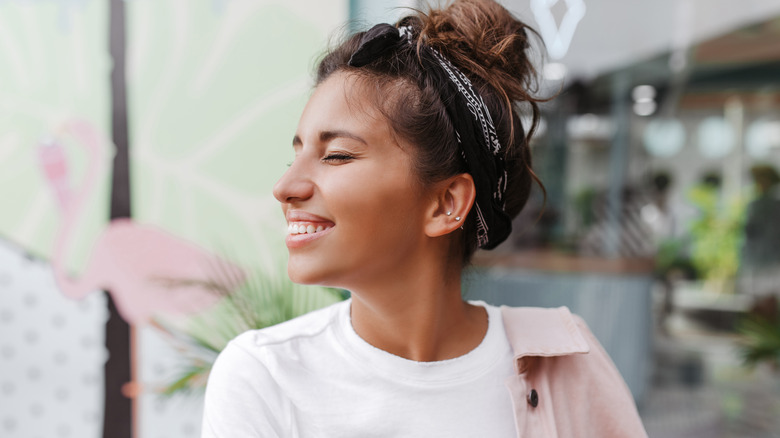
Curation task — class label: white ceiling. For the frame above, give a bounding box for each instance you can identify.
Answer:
[354,0,780,80]
[499,0,780,79]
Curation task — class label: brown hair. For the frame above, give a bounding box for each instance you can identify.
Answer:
[316,0,546,262]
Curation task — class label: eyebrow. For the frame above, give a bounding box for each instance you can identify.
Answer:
[292,130,368,147]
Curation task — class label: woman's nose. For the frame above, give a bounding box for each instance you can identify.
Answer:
[273,160,314,204]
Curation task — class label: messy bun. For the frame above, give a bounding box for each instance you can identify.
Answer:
[418,0,542,147]
[316,0,546,262]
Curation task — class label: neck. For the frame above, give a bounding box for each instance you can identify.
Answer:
[347,243,487,362]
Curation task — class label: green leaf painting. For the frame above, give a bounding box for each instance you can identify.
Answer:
[1,0,348,273]
[0,1,111,272]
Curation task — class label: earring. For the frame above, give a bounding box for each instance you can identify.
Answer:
[455,216,461,221]
[446,211,452,216]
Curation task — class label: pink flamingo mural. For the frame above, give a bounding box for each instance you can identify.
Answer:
[38,119,244,324]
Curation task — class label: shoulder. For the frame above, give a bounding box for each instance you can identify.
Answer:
[231,299,345,352]
[208,300,346,392]
[499,304,622,376]
[499,305,590,360]
[501,306,648,437]
[203,300,347,437]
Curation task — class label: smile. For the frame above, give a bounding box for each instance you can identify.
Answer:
[287,222,334,235]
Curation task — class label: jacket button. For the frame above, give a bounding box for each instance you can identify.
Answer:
[527,389,539,408]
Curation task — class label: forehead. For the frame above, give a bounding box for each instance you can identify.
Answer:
[296,71,414,155]
[297,72,396,142]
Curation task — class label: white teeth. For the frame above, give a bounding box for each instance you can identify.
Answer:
[287,223,331,235]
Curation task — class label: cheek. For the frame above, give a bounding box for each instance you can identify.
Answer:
[330,168,423,229]
[285,160,427,286]
[343,186,427,267]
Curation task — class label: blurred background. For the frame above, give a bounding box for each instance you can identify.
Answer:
[1,0,779,437]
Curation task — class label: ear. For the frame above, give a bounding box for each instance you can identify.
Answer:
[424,173,476,238]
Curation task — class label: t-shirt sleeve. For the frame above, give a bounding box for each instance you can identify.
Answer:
[201,339,290,438]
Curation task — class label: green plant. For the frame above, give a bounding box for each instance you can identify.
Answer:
[687,184,746,287]
[655,238,686,275]
[737,315,780,369]
[152,261,344,396]
[572,187,597,230]
[737,297,780,369]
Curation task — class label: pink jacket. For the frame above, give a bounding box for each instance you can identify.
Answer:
[501,306,648,437]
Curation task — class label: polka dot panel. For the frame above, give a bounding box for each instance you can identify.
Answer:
[1,241,210,438]
[0,241,106,438]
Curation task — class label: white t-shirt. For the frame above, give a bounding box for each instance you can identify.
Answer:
[202,299,517,437]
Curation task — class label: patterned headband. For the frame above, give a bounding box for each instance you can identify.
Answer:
[348,23,512,250]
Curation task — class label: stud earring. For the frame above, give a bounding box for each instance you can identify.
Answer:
[446,211,452,216]
[455,216,461,221]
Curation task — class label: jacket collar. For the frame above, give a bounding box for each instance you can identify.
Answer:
[500,306,590,374]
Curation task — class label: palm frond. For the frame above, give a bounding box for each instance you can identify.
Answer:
[161,361,213,397]
[153,255,344,396]
[736,315,780,367]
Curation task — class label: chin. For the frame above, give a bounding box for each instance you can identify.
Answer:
[286,259,333,286]
[286,264,350,292]
[286,264,312,285]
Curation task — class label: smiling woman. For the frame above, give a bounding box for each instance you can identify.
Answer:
[276,72,429,288]
[202,1,648,437]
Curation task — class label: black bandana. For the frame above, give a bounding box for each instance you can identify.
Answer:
[349,23,512,249]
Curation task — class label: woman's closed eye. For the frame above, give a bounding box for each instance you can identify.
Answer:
[322,153,355,163]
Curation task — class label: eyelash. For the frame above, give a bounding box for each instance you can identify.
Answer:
[322,153,354,163]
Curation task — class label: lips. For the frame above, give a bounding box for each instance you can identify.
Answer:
[286,210,332,222]
[285,210,335,246]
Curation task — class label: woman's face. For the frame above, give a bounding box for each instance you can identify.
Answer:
[273,72,432,288]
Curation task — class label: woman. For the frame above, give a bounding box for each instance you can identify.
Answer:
[203,1,647,436]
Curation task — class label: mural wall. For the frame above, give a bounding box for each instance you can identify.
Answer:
[0,0,348,436]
